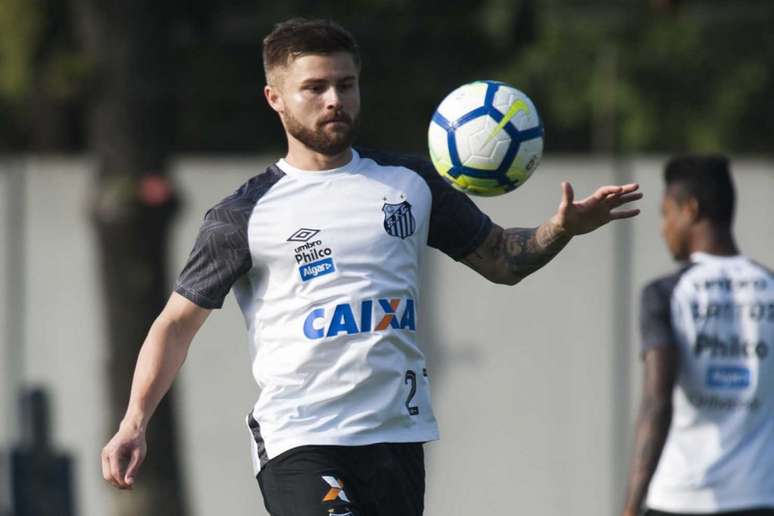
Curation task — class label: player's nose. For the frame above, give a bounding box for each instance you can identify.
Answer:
[323,86,343,109]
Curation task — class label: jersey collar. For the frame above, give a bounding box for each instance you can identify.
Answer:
[690,251,744,263]
[276,149,361,181]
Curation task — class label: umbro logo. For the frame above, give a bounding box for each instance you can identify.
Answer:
[287,228,320,242]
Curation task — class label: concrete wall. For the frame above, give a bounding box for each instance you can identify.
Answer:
[0,156,771,516]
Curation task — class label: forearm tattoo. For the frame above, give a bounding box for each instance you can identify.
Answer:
[500,223,571,280]
[463,222,572,284]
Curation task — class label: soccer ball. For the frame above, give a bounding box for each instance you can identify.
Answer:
[428,80,544,196]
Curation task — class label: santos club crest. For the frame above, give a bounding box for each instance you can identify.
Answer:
[382,201,416,239]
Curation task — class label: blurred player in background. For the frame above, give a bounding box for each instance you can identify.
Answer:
[101,18,642,516]
[622,155,774,516]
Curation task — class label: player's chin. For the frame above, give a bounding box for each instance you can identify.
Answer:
[322,129,354,147]
[313,136,353,156]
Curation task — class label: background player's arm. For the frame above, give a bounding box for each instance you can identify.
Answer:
[622,346,677,516]
[462,181,641,285]
[101,292,211,490]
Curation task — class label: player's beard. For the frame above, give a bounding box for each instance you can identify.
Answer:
[283,109,359,157]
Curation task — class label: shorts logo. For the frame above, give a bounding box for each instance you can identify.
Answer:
[707,366,751,389]
[321,476,350,503]
[287,228,320,242]
[383,200,416,239]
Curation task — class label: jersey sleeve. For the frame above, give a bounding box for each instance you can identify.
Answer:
[639,280,677,353]
[353,149,493,260]
[405,158,492,260]
[174,168,284,309]
[174,206,252,309]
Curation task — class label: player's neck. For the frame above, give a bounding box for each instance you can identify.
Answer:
[284,141,352,171]
[689,223,739,257]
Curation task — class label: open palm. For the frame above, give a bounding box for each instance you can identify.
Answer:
[552,181,642,236]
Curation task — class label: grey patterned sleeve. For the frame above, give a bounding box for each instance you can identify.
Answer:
[639,279,677,353]
[175,209,251,309]
[174,168,285,309]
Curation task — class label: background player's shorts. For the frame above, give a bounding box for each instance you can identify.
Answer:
[257,442,424,516]
[645,508,774,516]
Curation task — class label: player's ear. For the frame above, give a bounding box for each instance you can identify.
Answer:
[264,84,284,114]
[684,196,700,223]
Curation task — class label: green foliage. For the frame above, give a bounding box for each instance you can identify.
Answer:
[0,0,772,153]
[0,0,89,149]
[494,1,774,153]
[0,0,43,99]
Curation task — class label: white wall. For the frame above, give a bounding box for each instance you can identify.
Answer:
[0,156,771,516]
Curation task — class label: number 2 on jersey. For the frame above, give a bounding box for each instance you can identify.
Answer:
[404,370,419,415]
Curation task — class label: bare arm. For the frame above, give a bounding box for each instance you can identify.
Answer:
[461,222,571,285]
[462,181,642,285]
[101,292,210,489]
[622,346,678,516]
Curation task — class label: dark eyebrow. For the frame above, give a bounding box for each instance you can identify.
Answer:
[300,75,357,87]
[300,78,327,87]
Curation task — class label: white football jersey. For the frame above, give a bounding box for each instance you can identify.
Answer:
[175,149,491,472]
[641,252,774,512]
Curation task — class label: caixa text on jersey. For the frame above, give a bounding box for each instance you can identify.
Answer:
[303,298,416,339]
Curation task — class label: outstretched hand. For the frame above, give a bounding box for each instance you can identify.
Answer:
[550,181,642,236]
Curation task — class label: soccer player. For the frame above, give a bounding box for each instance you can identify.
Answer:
[102,18,641,515]
[622,155,774,516]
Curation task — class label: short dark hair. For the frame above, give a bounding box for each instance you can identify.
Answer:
[262,18,360,84]
[664,154,736,226]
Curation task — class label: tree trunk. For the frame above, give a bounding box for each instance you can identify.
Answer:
[71,1,188,515]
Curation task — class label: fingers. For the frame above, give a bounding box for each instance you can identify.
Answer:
[595,185,624,199]
[124,447,144,486]
[109,447,127,488]
[618,183,640,194]
[606,185,642,220]
[609,192,643,207]
[609,208,641,220]
[102,441,140,490]
[600,184,641,210]
[101,448,114,487]
[596,183,640,200]
[102,447,125,489]
[560,181,574,206]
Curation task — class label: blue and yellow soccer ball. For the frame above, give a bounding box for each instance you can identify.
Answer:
[428,80,544,196]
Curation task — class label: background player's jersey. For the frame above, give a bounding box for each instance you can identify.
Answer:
[640,252,774,512]
[175,149,492,472]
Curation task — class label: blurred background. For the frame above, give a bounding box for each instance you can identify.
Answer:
[0,1,772,515]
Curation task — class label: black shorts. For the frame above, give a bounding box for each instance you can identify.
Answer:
[645,508,774,516]
[257,442,425,516]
